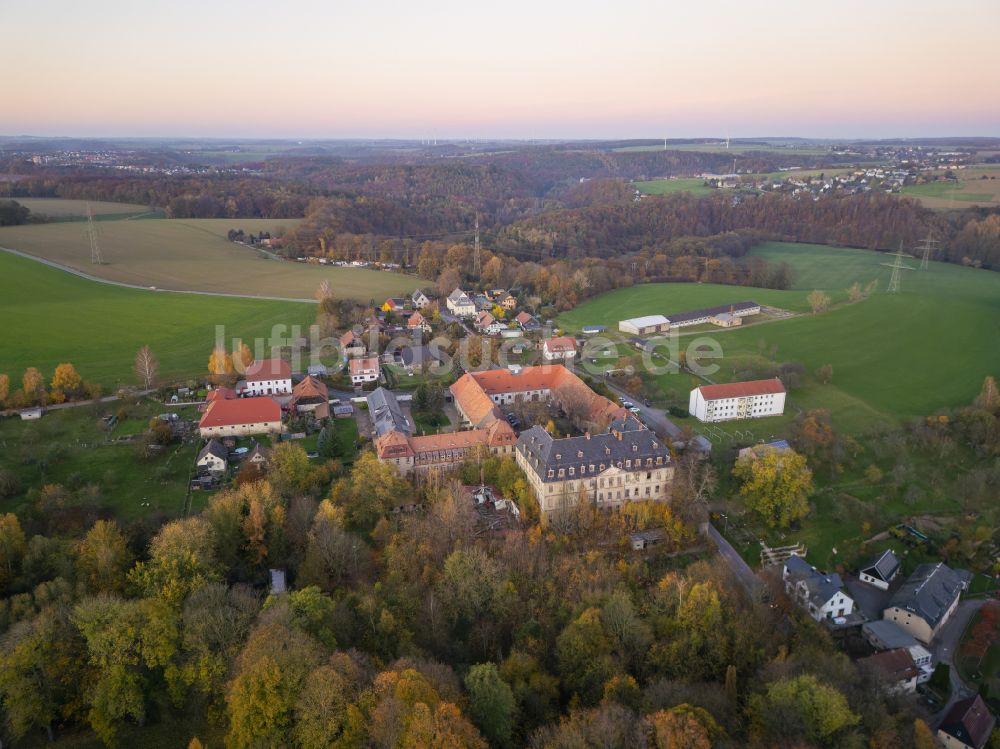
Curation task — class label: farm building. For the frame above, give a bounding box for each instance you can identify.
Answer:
[198,396,282,439]
[243,358,292,397]
[340,330,367,358]
[618,315,670,335]
[857,649,920,694]
[367,387,411,438]
[291,376,330,419]
[542,336,577,361]
[859,549,901,590]
[375,420,517,476]
[516,311,541,332]
[883,562,971,643]
[689,378,786,422]
[861,620,933,682]
[664,301,760,329]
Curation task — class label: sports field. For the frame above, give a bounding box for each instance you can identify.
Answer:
[559,242,1000,433]
[0,251,313,388]
[12,197,157,218]
[633,178,718,196]
[0,217,418,300]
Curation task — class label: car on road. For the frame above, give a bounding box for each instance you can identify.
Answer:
[629,407,641,414]
[621,400,634,408]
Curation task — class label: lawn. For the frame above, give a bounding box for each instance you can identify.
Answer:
[0,398,198,521]
[560,242,1000,435]
[0,250,314,387]
[13,197,157,219]
[0,217,420,300]
[633,178,718,197]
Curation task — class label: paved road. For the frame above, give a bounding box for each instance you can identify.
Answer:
[0,246,319,304]
[602,379,684,440]
[701,522,763,596]
[931,598,986,720]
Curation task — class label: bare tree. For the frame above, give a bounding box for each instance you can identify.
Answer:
[315,279,333,302]
[134,345,159,389]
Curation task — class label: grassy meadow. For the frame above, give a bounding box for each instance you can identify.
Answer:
[0,216,418,301]
[0,251,314,388]
[633,178,718,196]
[0,397,198,521]
[559,242,1000,434]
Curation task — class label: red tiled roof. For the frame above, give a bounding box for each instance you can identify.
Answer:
[292,375,328,401]
[349,357,380,375]
[244,359,291,382]
[199,397,281,429]
[544,336,577,353]
[206,387,237,403]
[408,311,427,328]
[696,377,785,401]
[860,648,919,683]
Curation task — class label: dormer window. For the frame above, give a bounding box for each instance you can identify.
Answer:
[556,453,562,460]
[577,450,583,458]
[569,467,575,475]
[631,444,638,452]
[547,469,554,477]
[656,457,663,465]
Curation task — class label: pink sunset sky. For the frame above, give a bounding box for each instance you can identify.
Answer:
[3,0,998,139]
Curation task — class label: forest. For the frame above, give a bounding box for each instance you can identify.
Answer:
[0,441,944,749]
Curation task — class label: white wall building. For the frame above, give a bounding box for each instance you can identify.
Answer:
[688,378,785,422]
[618,315,669,335]
[349,356,380,386]
[446,288,476,317]
[542,336,577,361]
[243,359,292,397]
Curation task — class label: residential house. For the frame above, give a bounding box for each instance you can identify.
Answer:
[243,359,292,397]
[340,330,366,358]
[197,440,229,474]
[400,345,443,373]
[475,311,504,336]
[348,357,380,386]
[198,397,283,439]
[411,289,431,309]
[858,649,920,694]
[246,443,272,468]
[859,550,902,591]
[381,297,408,313]
[542,336,577,362]
[861,620,933,682]
[516,417,673,514]
[407,311,432,334]
[938,695,996,749]
[291,375,330,419]
[367,387,411,438]
[688,378,786,422]
[883,562,971,643]
[495,292,518,311]
[474,293,493,311]
[782,555,855,622]
[515,311,541,333]
[446,288,476,317]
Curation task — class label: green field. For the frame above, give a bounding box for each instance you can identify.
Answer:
[0,217,419,300]
[13,197,157,218]
[901,167,1000,209]
[633,178,718,196]
[0,398,198,521]
[559,242,1000,434]
[0,251,314,387]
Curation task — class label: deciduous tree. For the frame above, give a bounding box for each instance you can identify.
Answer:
[77,519,132,594]
[51,362,83,395]
[133,345,159,389]
[733,448,813,528]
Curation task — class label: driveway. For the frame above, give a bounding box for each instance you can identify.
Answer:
[845,577,893,621]
[603,379,683,440]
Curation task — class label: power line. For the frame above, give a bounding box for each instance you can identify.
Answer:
[915,236,939,270]
[86,203,104,265]
[880,242,914,294]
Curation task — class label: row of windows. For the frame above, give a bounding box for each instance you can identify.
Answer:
[546,456,664,478]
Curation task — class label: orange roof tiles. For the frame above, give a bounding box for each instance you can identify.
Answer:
[244,359,291,382]
[696,377,785,401]
[349,357,380,375]
[199,396,281,429]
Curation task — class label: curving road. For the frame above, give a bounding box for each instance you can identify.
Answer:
[0,246,318,304]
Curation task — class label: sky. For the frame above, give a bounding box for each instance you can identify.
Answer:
[2,0,999,139]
